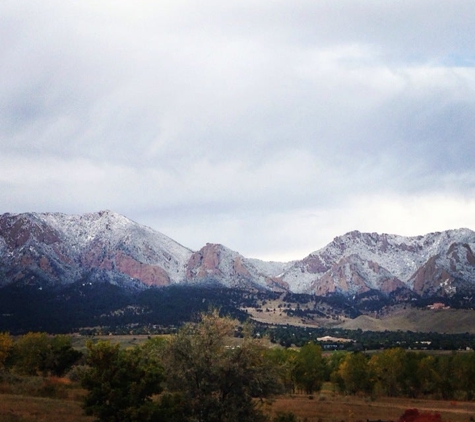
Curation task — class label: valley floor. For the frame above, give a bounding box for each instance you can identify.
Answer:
[267,392,475,422]
[3,387,475,422]
[245,302,475,334]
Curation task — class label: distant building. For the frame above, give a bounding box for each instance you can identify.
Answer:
[316,335,353,350]
[317,335,353,343]
[427,302,450,310]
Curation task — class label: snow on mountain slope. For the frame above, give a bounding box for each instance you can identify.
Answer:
[409,240,475,296]
[246,257,294,278]
[185,243,289,290]
[282,229,475,294]
[0,211,193,287]
[1,210,475,298]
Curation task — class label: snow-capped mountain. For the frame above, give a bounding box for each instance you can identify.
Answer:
[185,243,291,290]
[0,210,193,288]
[282,229,475,296]
[1,211,475,298]
[0,211,291,292]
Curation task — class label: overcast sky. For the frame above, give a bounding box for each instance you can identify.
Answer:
[1,1,475,261]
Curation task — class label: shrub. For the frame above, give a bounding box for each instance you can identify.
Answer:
[273,412,300,422]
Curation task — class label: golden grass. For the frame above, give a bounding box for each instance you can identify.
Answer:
[266,393,475,422]
[243,300,475,334]
[340,308,475,334]
[0,393,94,422]
[2,381,475,422]
[69,333,171,351]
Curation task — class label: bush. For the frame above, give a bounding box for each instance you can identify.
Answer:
[65,364,88,382]
[11,333,82,376]
[273,412,300,422]
[81,340,164,422]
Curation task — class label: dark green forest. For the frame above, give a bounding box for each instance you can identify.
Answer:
[2,283,475,351]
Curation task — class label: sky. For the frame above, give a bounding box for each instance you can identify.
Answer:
[1,1,475,262]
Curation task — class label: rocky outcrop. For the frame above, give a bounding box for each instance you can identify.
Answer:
[0,211,189,289]
[186,244,225,280]
[1,211,475,299]
[283,229,475,296]
[184,243,287,290]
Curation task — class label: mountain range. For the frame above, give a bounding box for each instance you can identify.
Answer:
[2,210,475,299]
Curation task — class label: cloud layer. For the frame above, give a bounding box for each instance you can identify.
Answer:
[2,1,475,260]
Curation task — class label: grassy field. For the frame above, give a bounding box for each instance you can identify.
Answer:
[244,299,475,334]
[266,393,475,422]
[0,393,94,422]
[69,333,159,351]
[340,308,475,334]
[2,383,475,422]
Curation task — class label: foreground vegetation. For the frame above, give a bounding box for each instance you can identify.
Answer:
[3,386,475,422]
[3,312,475,421]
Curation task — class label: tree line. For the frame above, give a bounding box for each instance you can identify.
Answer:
[0,331,81,376]
[331,348,475,400]
[263,324,475,350]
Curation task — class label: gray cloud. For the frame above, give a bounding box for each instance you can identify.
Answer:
[1,1,475,260]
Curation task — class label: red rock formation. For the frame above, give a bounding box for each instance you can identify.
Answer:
[411,256,454,295]
[186,244,224,279]
[113,251,170,286]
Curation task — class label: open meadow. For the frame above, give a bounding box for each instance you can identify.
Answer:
[267,392,475,422]
[2,382,475,422]
[0,393,94,422]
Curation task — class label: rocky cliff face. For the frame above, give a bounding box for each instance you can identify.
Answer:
[0,210,192,289]
[1,211,475,298]
[185,243,290,290]
[282,229,475,296]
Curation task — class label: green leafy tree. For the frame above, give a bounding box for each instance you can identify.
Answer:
[415,354,439,397]
[337,352,372,395]
[43,334,83,376]
[81,341,164,422]
[292,343,326,394]
[452,351,475,400]
[265,347,298,393]
[12,332,81,376]
[12,332,49,375]
[11,333,82,376]
[369,348,406,397]
[399,351,424,398]
[328,351,348,393]
[435,354,455,399]
[164,310,282,422]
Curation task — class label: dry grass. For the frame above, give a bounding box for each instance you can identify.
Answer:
[0,374,92,422]
[2,381,475,422]
[339,308,475,334]
[242,301,346,329]
[69,333,173,351]
[243,300,475,334]
[0,393,94,422]
[265,393,475,422]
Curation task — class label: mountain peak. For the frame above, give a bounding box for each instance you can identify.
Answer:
[1,211,475,298]
[282,228,475,295]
